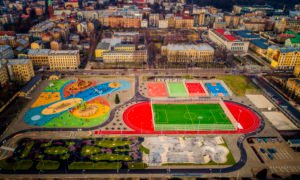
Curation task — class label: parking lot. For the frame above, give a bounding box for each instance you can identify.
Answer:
[247,137,300,176]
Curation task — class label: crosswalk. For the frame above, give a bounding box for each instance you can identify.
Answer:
[269,166,300,174]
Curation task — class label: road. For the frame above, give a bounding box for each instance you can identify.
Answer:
[250,76,300,126]
[0,75,267,176]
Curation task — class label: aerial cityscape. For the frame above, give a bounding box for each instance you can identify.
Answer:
[0,0,300,179]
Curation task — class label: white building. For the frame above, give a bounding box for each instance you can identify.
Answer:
[208,29,249,52]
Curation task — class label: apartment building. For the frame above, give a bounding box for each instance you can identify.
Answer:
[48,50,80,70]
[161,44,215,63]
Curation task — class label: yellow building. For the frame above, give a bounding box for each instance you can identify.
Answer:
[175,16,194,29]
[30,41,43,49]
[114,44,135,51]
[64,1,79,8]
[294,65,300,77]
[103,50,147,63]
[0,64,9,86]
[48,50,80,71]
[286,78,300,98]
[27,49,50,67]
[266,46,300,69]
[7,59,35,83]
[161,44,215,63]
[95,42,110,60]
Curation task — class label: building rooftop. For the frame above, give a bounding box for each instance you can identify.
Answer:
[113,32,139,36]
[0,45,12,52]
[7,59,30,65]
[166,43,214,51]
[270,45,300,53]
[234,30,260,39]
[250,38,269,49]
[20,75,41,93]
[96,42,111,50]
[28,49,50,55]
[214,29,238,42]
[49,50,79,55]
[114,43,135,47]
[101,38,122,47]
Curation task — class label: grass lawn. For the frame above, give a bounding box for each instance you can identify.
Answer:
[167,82,188,97]
[20,141,34,158]
[0,160,33,170]
[139,145,150,154]
[81,146,101,156]
[45,80,71,92]
[216,75,259,96]
[94,139,132,148]
[153,104,234,130]
[127,162,148,169]
[90,154,132,161]
[68,162,122,170]
[44,146,69,155]
[36,160,60,170]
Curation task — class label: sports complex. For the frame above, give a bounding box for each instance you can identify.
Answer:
[0,76,269,174]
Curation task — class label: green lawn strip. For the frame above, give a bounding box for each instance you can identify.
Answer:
[216,75,260,96]
[20,141,34,159]
[44,146,69,155]
[81,146,101,156]
[127,162,148,169]
[90,153,132,161]
[36,160,60,170]
[60,153,70,160]
[44,80,71,92]
[0,160,33,170]
[43,111,109,128]
[68,162,122,170]
[40,141,52,147]
[139,145,150,154]
[95,139,132,148]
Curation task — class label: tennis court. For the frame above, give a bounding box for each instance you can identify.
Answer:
[185,82,207,96]
[152,103,235,130]
[205,83,229,97]
[167,82,188,97]
[147,82,168,97]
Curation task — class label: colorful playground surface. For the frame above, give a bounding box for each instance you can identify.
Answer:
[115,100,260,135]
[185,82,207,96]
[24,79,130,127]
[166,82,188,97]
[205,82,229,97]
[147,82,168,97]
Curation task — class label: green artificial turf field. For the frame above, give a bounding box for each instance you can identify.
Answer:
[152,104,235,130]
[167,82,188,97]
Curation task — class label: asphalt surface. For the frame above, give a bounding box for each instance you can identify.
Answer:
[251,76,300,127]
[0,76,266,176]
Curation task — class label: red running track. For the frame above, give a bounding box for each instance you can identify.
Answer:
[94,101,260,135]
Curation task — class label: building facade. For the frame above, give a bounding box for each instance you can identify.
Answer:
[266,46,300,69]
[0,64,8,87]
[48,50,80,70]
[27,49,50,67]
[103,50,147,63]
[7,59,35,83]
[161,44,214,63]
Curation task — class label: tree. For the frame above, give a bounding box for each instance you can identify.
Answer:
[115,94,120,104]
